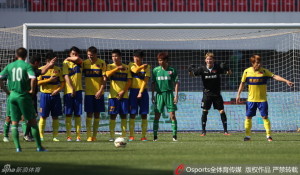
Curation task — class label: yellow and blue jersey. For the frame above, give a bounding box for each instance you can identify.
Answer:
[241,67,274,102]
[83,58,106,95]
[106,63,132,99]
[62,60,83,94]
[38,66,64,93]
[129,62,150,89]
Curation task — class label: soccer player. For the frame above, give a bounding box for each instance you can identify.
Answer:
[0,47,46,152]
[83,46,106,142]
[236,55,294,141]
[128,50,150,141]
[2,85,11,143]
[152,52,179,141]
[63,46,83,141]
[106,49,131,142]
[188,52,232,136]
[38,51,65,142]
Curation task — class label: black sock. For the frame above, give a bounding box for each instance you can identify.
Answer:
[220,113,228,132]
[25,124,32,137]
[201,111,208,132]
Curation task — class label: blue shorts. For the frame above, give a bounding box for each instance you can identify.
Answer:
[108,98,129,115]
[129,88,149,115]
[40,93,62,117]
[64,90,83,115]
[84,95,105,113]
[246,102,268,117]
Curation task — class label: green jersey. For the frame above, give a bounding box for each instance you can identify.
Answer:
[152,66,178,93]
[0,60,36,94]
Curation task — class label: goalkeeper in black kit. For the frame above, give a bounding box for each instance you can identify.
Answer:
[189,52,232,136]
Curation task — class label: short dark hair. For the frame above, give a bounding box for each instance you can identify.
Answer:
[112,49,122,57]
[16,47,27,59]
[29,54,41,64]
[133,50,144,58]
[45,51,56,61]
[69,46,80,54]
[157,52,168,61]
[87,46,97,54]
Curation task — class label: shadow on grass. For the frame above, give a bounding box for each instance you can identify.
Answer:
[0,161,170,175]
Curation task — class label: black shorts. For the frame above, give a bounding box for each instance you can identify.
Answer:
[201,94,224,110]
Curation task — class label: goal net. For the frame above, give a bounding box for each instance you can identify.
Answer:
[0,23,299,132]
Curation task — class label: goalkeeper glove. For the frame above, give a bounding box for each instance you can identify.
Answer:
[220,62,229,72]
[188,64,197,72]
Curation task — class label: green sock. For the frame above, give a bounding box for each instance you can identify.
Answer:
[21,121,27,135]
[11,124,21,149]
[171,120,177,136]
[153,120,159,137]
[3,121,11,137]
[31,125,42,149]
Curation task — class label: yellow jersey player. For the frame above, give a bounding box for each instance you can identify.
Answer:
[106,49,132,142]
[63,46,83,141]
[83,46,106,142]
[37,51,65,142]
[236,55,293,142]
[128,50,150,141]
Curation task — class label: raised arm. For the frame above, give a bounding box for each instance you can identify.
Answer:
[131,64,148,73]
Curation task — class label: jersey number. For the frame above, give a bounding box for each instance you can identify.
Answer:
[12,67,22,81]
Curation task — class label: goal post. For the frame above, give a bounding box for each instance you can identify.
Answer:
[1,23,300,132]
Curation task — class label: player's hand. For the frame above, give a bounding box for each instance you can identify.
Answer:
[49,76,57,82]
[117,65,126,71]
[51,89,60,96]
[142,64,148,69]
[220,62,229,72]
[71,89,76,97]
[173,96,178,104]
[286,81,294,87]
[236,96,241,104]
[188,64,196,72]
[137,92,142,99]
[95,90,103,99]
[226,70,232,75]
[49,57,57,67]
[28,89,34,95]
[117,90,125,100]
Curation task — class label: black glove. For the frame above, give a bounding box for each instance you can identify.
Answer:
[188,64,197,72]
[220,62,229,72]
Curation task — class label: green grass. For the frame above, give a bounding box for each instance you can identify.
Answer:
[0,132,300,175]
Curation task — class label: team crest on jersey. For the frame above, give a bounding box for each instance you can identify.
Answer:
[211,70,217,73]
[53,70,58,74]
[168,71,173,75]
[96,64,100,68]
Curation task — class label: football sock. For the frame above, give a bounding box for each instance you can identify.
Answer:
[121,119,127,137]
[153,120,159,137]
[202,111,208,132]
[86,117,92,138]
[31,125,42,149]
[21,121,27,135]
[220,113,228,132]
[171,120,177,136]
[245,118,252,137]
[11,124,21,149]
[129,118,135,137]
[109,119,116,138]
[75,117,81,137]
[65,117,72,137]
[93,118,100,138]
[263,118,271,137]
[141,119,148,138]
[52,119,59,138]
[3,121,11,137]
[38,117,46,139]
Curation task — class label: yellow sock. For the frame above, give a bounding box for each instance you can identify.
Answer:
[121,119,127,137]
[93,118,100,138]
[129,118,135,137]
[263,118,271,137]
[38,118,46,139]
[52,119,59,138]
[109,120,116,138]
[245,118,252,137]
[141,119,148,138]
[86,117,92,138]
[65,117,72,137]
[75,117,81,137]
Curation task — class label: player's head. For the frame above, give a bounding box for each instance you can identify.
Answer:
[87,46,97,60]
[45,51,56,63]
[157,52,168,67]
[16,47,27,60]
[250,55,261,71]
[205,52,215,68]
[111,49,122,64]
[69,46,80,57]
[29,54,42,68]
[133,50,144,64]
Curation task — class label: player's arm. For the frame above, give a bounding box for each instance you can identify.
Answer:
[188,65,202,77]
[65,56,83,65]
[95,76,107,99]
[117,78,131,100]
[174,81,179,104]
[29,78,36,95]
[131,64,148,73]
[273,75,294,87]
[40,57,57,75]
[51,81,65,96]
[220,62,232,75]
[37,76,57,85]
[64,75,75,97]
[106,65,124,77]
[0,79,9,95]
[137,76,149,99]
[236,82,246,104]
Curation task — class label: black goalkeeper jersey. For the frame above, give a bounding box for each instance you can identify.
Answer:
[193,64,226,95]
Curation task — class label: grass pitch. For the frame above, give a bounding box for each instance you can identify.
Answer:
[0,132,299,175]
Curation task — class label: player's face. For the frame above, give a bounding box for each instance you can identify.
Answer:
[158,58,167,67]
[87,51,96,60]
[205,56,214,68]
[133,56,142,64]
[70,50,79,57]
[252,60,261,71]
[112,53,121,64]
